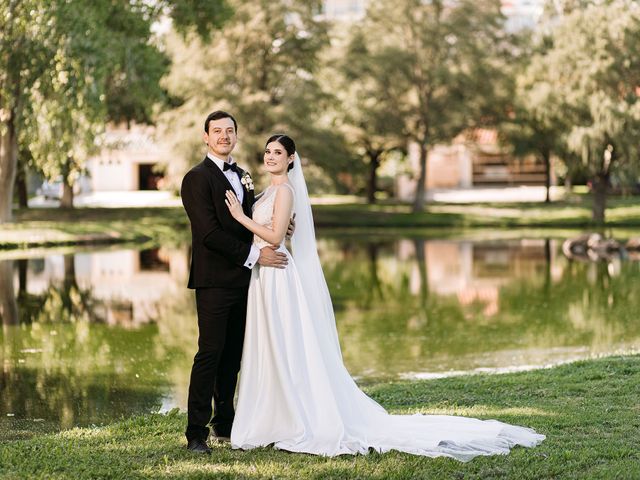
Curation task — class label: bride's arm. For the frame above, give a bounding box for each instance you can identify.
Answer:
[225,187,293,245]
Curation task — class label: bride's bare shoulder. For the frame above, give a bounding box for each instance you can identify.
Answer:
[279,182,295,195]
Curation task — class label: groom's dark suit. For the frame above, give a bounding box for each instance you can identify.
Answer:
[181,156,255,442]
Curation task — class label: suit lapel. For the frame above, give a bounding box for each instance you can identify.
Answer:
[204,156,235,192]
[205,157,253,215]
[237,166,254,216]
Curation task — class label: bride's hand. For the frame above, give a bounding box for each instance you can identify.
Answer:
[225,190,244,220]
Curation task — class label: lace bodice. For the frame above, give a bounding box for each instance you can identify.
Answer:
[252,183,294,249]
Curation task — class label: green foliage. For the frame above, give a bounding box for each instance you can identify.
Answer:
[327,28,407,200]
[360,0,516,210]
[0,0,229,218]
[168,0,233,39]
[524,1,640,221]
[159,0,352,191]
[103,4,171,126]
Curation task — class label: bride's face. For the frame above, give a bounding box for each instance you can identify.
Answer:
[264,141,293,175]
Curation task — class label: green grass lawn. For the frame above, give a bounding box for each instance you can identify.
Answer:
[1,355,638,479]
[1,193,640,249]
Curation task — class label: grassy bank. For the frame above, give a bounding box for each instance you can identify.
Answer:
[1,194,640,249]
[0,207,188,249]
[1,355,638,479]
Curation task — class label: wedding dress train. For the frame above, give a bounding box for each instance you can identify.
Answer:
[230,163,545,461]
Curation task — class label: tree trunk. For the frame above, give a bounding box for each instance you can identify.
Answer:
[0,113,18,223]
[60,159,74,208]
[543,148,551,203]
[60,181,74,208]
[564,174,572,192]
[366,152,381,204]
[592,173,608,225]
[16,159,28,208]
[412,142,428,212]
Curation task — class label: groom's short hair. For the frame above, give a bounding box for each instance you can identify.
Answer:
[205,111,238,134]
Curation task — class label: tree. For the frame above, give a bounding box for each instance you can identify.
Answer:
[0,1,53,221]
[334,29,406,203]
[502,30,566,203]
[0,0,230,220]
[159,0,353,190]
[528,0,640,223]
[362,0,514,212]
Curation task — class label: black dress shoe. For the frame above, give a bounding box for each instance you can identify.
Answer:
[187,438,212,454]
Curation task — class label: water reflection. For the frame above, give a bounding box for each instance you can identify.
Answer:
[1,236,639,439]
[324,237,640,379]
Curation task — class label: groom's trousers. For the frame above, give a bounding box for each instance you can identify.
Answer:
[186,286,247,442]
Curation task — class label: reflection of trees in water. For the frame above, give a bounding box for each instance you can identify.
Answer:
[152,284,199,409]
[0,320,175,440]
[0,255,182,440]
[0,368,164,442]
[320,238,640,378]
[3,239,639,434]
[499,256,640,350]
[1,255,105,326]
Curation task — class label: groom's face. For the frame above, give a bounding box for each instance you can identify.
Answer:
[204,117,237,159]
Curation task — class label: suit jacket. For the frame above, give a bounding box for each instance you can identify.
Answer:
[181,156,255,289]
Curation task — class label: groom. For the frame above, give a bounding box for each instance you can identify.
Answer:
[181,110,289,453]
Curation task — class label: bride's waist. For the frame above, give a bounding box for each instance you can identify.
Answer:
[253,240,288,253]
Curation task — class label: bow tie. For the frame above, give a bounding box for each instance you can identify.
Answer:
[223,162,238,173]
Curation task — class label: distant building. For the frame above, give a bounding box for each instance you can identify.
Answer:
[396,129,553,200]
[86,125,165,192]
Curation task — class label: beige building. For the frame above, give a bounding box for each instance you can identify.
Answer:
[396,129,553,200]
[86,125,165,192]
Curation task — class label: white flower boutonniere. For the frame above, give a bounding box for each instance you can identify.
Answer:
[240,172,254,191]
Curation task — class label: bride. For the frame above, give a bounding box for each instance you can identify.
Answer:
[223,134,545,461]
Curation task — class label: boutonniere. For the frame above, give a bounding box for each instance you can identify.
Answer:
[240,171,254,191]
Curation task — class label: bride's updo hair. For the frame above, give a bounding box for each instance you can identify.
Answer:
[265,134,296,171]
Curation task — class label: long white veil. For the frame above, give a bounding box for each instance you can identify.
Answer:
[288,153,343,357]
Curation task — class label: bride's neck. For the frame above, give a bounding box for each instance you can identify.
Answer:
[270,173,289,186]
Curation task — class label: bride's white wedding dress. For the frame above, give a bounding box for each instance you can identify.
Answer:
[230,159,545,461]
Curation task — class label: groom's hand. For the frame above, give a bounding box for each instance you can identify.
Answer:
[285,213,296,240]
[258,245,288,269]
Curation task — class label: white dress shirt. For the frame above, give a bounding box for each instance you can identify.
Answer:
[207,153,260,269]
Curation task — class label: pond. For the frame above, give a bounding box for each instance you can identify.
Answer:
[2,232,639,440]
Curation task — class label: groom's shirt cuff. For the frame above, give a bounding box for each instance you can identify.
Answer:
[244,245,260,269]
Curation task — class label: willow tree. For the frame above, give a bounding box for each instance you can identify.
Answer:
[527,0,640,223]
[0,0,229,220]
[0,1,53,221]
[363,0,513,211]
